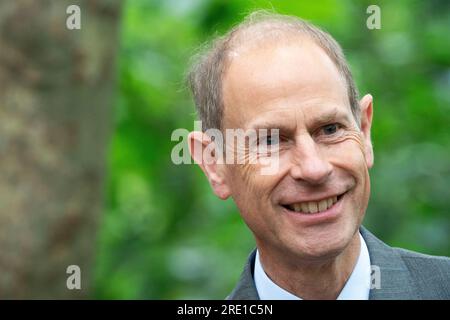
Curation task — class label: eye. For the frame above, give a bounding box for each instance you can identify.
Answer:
[261,136,276,146]
[322,123,340,135]
[258,134,279,146]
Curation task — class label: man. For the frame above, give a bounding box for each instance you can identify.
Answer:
[186,11,450,299]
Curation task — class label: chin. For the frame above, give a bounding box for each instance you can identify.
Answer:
[289,220,358,261]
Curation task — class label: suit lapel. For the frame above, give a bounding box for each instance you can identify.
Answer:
[360,227,419,299]
[227,250,259,300]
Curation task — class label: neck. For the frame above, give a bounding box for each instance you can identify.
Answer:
[257,232,361,300]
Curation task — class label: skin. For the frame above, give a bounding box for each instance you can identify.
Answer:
[189,36,374,300]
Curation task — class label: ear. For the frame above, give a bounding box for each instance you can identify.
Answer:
[359,94,374,168]
[188,131,231,200]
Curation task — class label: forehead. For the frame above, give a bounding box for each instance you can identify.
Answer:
[222,38,350,129]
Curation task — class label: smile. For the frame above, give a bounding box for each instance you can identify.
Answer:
[282,193,345,214]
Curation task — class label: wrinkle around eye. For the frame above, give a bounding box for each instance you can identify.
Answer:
[226,140,280,166]
[317,127,365,150]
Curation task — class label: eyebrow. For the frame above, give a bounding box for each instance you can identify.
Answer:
[248,119,295,134]
[247,107,351,132]
[313,108,351,126]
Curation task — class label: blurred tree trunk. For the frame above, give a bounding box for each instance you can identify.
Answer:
[0,0,122,298]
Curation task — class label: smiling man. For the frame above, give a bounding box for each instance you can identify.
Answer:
[187,11,450,300]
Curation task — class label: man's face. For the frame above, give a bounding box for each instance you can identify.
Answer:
[220,39,373,261]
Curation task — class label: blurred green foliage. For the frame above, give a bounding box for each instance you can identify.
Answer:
[92,0,450,298]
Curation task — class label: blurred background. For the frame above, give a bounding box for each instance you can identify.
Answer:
[0,0,448,299]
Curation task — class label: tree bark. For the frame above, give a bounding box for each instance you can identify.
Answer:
[0,0,122,298]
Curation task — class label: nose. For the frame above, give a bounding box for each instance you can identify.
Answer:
[289,135,333,185]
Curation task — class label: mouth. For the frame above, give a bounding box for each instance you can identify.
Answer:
[281,192,346,215]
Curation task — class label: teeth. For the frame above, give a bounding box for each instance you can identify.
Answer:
[308,202,318,213]
[318,200,328,212]
[327,198,333,207]
[286,195,341,214]
[301,202,309,213]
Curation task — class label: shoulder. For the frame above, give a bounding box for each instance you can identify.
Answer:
[395,246,450,276]
[361,226,450,299]
[392,246,450,299]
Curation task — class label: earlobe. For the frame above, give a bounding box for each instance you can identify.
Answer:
[359,94,374,168]
[188,131,232,200]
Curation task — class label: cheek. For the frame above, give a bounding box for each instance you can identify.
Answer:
[227,165,273,234]
[325,138,371,212]
[325,131,369,175]
[227,162,282,212]
[227,164,262,207]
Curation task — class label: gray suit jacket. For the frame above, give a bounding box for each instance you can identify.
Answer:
[227,227,450,300]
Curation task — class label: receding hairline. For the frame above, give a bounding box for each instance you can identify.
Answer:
[223,18,356,121]
[223,32,349,92]
[187,11,360,132]
[225,15,324,55]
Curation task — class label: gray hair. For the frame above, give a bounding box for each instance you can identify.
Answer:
[188,10,360,131]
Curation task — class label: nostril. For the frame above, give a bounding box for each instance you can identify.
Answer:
[288,158,333,185]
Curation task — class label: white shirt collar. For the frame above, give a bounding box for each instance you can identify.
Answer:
[254,232,371,300]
